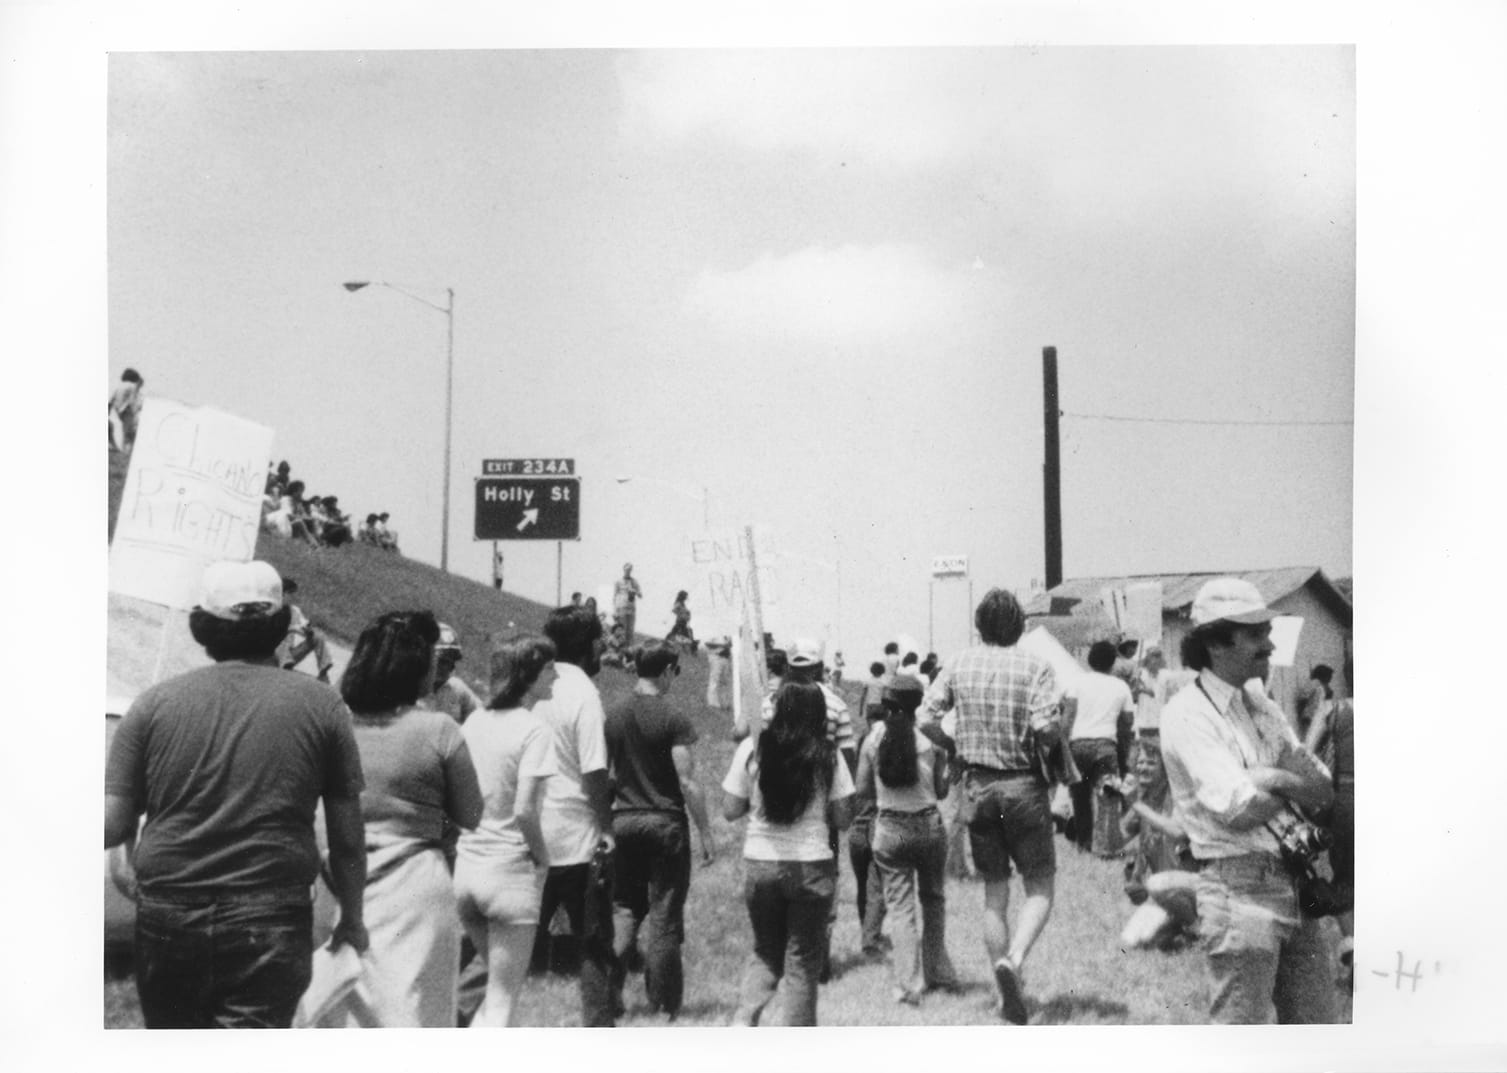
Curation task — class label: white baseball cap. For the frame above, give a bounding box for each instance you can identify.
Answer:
[436,622,461,655]
[200,560,283,620]
[1190,577,1279,627]
[787,637,825,668]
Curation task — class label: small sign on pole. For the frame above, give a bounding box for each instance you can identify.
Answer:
[931,554,969,578]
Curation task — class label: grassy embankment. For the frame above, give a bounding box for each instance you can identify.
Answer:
[105,452,1349,1027]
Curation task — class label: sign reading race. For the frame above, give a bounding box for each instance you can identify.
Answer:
[475,477,580,540]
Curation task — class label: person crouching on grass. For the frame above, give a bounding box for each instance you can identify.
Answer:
[1117,742,1198,950]
[854,676,961,1006]
[722,682,855,1026]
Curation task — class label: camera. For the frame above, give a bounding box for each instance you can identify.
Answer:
[1268,812,1342,919]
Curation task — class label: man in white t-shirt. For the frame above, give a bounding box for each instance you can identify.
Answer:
[1063,640,1134,853]
[530,604,617,1026]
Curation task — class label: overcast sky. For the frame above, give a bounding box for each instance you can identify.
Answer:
[107,47,1353,660]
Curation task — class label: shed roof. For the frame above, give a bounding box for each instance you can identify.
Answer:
[1024,567,1351,629]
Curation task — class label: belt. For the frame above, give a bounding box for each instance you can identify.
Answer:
[963,763,1037,780]
[878,805,940,819]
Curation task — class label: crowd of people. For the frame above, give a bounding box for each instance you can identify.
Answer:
[104,560,1352,1029]
[261,459,400,553]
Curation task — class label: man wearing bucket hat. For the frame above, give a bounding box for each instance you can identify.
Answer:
[104,560,370,1028]
[1160,577,1337,1024]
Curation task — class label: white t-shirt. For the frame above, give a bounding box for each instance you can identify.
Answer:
[722,737,854,862]
[457,707,556,861]
[532,662,609,865]
[1067,671,1134,741]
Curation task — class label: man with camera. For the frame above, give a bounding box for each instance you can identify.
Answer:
[1161,578,1338,1024]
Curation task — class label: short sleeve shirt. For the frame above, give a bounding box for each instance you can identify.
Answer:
[722,737,854,862]
[353,706,480,843]
[458,706,557,860]
[1067,671,1134,741]
[104,661,364,896]
[605,692,698,813]
[533,662,610,865]
[921,644,1059,772]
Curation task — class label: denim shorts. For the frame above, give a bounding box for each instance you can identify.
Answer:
[961,771,1056,881]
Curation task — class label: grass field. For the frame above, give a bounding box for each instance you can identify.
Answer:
[104,467,1352,1027]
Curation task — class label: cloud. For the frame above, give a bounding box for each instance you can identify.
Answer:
[617,51,978,166]
[682,243,973,343]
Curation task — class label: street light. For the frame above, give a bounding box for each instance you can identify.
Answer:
[344,280,456,573]
[613,474,711,531]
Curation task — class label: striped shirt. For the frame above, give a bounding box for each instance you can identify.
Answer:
[756,682,856,754]
[921,644,1059,772]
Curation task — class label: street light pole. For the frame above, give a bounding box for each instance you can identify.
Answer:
[344,280,455,573]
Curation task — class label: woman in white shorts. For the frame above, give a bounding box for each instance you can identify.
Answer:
[453,634,559,1027]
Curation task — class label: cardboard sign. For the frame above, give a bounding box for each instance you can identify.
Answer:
[108,398,275,609]
[687,525,777,641]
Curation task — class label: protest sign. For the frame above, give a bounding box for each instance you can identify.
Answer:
[109,398,275,609]
[1019,625,1086,696]
[687,525,777,642]
[1124,581,1164,649]
[1269,615,1304,668]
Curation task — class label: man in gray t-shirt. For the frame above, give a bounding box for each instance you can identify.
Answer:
[105,560,368,1028]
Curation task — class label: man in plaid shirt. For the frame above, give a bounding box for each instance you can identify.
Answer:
[922,588,1062,1024]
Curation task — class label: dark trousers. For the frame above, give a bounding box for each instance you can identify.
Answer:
[610,811,692,1016]
[531,860,617,1027]
[1069,738,1120,852]
[134,892,312,1029]
[847,812,887,951]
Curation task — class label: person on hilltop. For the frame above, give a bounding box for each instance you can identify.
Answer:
[1160,577,1337,1024]
[704,635,733,712]
[104,560,368,1028]
[604,640,716,1020]
[921,588,1064,1025]
[277,577,334,683]
[453,634,561,1027]
[320,611,483,1027]
[722,682,855,1026]
[613,563,644,652]
[856,674,960,1006]
[529,604,618,1026]
[665,590,696,652]
[374,512,400,552]
[423,623,484,726]
[108,368,145,452]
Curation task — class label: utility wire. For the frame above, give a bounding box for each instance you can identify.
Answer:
[1061,410,1352,428]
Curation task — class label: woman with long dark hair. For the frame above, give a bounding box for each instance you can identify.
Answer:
[854,676,958,1006]
[452,634,560,1027]
[326,610,484,1026]
[721,681,854,1026]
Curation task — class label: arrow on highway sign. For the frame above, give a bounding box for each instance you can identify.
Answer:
[518,509,538,531]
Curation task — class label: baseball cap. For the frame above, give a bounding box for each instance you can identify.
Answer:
[1190,577,1279,627]
[436,622,461,655]
[200,560,283,620]
[883,672,927,709]
[787,637,825,668]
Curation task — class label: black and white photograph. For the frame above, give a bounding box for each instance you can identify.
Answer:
[7,2,1507,1070]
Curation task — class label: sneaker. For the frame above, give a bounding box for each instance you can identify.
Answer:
[992,959,1028,1025]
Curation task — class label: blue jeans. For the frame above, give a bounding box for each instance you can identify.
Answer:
[610,811,692,1016]
[1068,738,1119,852]
[734,859,836,1026]
[134,890,313,1028]
[873,808,958,999]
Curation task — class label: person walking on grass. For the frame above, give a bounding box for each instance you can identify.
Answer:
[104,560,368,1028]
[722,682,855,1026]
[855,675,960,1006]
[324,611,483,1027]
[453,635,560,1027]
[1063,640,1135,854]
[604,640,715,1020]
[530,604,618,1026]
[922,587,1063,1025]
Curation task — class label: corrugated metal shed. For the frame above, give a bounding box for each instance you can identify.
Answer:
[1024,567,1351,628]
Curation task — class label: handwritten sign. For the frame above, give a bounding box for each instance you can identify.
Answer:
[688,526,778,640]
[108,398,275,609]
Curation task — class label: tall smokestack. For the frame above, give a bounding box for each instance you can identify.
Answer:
[1043,346,1062,590]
